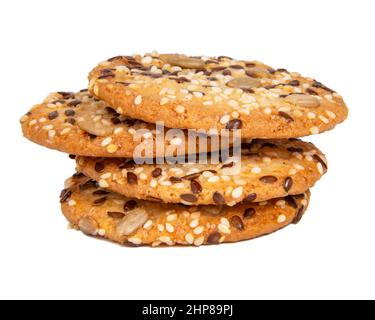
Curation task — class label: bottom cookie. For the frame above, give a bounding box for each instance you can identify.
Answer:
[61,173,310,246]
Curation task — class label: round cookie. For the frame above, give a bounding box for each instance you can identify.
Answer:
[61,173,311,246]
[20,90,222,157]
[76,139,326,206]
[88,53,348,139]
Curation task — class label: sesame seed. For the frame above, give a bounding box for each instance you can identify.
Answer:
[185,233,194,244]
[128,237,142,245]
[60,127,71,135]
[48,130,56,138]
[97,229,106,236]
[262,157,271,164]
[235,179,247,186]
[152,241,161,247]
[139,173,147,180]
[134,167,144,174]
[166,223,175,233]
[29,119,37,126]
[264,107,272,115]
[159,236,171,244]
[190,219,199,228]
[307,112,316,119]
[232,111,240,118]
[277,214,287,223]
[317,162,324,175]
[39,117,46,123]
[224,88,233,95]
[143,220,153,230]
[220,217,230,227]
[68,200,76,207]
[194,236,205,247]
[203,171,215,178]
[326,110,337,119]
[160,97,169,105]
[288,168,297,175]
[324,94,333,101]
[20,115,29,122]
[141,56,152,64]
[99,179,109,188]
[251,167,262,174]
[160,181,172,187]
[228,100,239,107]
[101,137,112,147]
[150,179,158,188]
[218,224,231,234]
[208,176,220,183]
[134,95,142,105]
[114,127,124,135]
[231,186,243,199]
[276,200,286,207]
[174,105,185,114]
[310,126,320,135]
[157,224,164,232]
[319,115,330,124]
[203,101,213,106]
[193,226,204,235]
[294,164,305,171]
[167,214,177,222]
[220,115,230,124]
[43,124,54,130]
[100,172,112,179]
[107,144,118,153]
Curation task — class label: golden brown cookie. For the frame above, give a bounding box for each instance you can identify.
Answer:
[20,91,223,157]
[88,53,348,139]
[76,139,326,206]
[61,173,310,246]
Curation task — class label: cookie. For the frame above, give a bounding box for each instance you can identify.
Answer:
[20,90,223,157]
[88,53,348,139]
[61,173,310,246]
[76,139,326,206]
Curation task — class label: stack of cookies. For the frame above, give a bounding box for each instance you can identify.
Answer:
[20,53,348,246]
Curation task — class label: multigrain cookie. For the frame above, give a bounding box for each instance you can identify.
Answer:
[76,139,326,206]
[88,53,348,139]
[20,91,222,157]
[61,173,310,246]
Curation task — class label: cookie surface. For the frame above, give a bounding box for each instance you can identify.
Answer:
[20,91,221,157]
[76,139,326,206]
[88,53,348,139]
[61,173,310,246]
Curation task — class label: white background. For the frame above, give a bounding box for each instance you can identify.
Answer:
[1,0,374,300]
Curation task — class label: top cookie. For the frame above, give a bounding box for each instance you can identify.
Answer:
[88,52,348,139]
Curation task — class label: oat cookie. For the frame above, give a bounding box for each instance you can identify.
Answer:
[61,173,310,246]
[76,139,326,206]
[20,91,221,157]
[88,53,348,139]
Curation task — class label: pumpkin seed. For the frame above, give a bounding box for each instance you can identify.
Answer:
[116,208,148,236]
[286,94,320,108]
